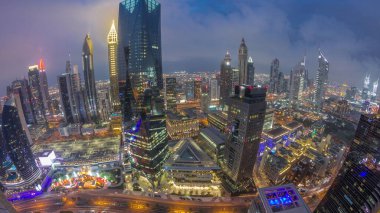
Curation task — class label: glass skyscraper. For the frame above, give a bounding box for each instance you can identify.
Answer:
[314,50,329,109]
[118,0,168,179]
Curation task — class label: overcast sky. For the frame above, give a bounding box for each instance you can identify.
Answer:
[0,0,379,96]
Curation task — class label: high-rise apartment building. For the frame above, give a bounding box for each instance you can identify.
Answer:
[316,113,380,212]
[269,58,279,94]
[238,38,248,85]
[314,50,329,109]
[2,97,41,184]
[82,34,98,121]
[107,20,120,112]
[28,65,45,122]
[210,78,220,100]
[165,77,177,111]
[224,85,267,193]
[220,51,233,107]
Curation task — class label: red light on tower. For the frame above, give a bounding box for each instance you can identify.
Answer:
[39,58,45,71]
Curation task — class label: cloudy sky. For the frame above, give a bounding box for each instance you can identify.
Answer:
[0,0,379,96]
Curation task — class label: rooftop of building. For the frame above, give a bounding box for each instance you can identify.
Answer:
[267,154,288,172]
[283,121,302,131]
[167,109,197,120]
[164,138,220,171]
[264,127,289,139]
[200,127,227,146]
[258,183,311,213]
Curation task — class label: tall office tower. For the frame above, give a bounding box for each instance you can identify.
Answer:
[220,51,233,107]
[38,58,50,114]
[232,68,240,89]
[58,73,78,123]
[118,0,168,178]
[165,77,177,111]
[362,74,370,100]
[9,79,35,124]
[98,90,111,121]
[238,38,248,85]
[185,81,195,101]
[194,79,202,101]
[247,57,255,86]
[108,20,120,112]
[316,113,380,213]
[28,65,45,122]
[71,64,88,123]
[278,72,285,93]
[289,57,307,105]
[314,50,329,109]
[2,97,41,184]
[224,85,267,193]
[269,58,279,94]
[210,78,220,100]
[82,34,98,121]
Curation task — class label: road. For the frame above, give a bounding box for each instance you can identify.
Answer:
[13,189,250,213]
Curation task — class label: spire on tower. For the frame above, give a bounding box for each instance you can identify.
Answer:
[38,58,45,71]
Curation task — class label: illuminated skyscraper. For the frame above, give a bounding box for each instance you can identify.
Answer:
[82,34,98,121]
[2,97,41,184]
[38,58,50,114]
[165,77,177,111]
[28,65,45,122]
[238,38,248,85]
[220,50,233,107]
[224,85,267,194]
[107,20,120,112]
[269,58,279,94]
[194,79,202,101]
[118,0,168,178]
[210,78,220,100]
[58,69,78,124]
[314,50,329,109]
[316,113,380,213]
[247,56,255,86]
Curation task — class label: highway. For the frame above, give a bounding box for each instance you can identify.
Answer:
[13,189,250,213]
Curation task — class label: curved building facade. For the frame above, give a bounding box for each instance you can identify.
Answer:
[2,97,41,184]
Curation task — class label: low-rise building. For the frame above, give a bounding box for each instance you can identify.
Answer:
[198,127,226,162]
[207,111,228,132]
[166,110,199,140]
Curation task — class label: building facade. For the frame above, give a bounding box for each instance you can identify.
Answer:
[82,34,98,121]
[28,65,45,122]
[224,85,267,192]
[238,38,248,85]
[314,50,329,109]
[269,58,279,94]
[108,20,120,112]
[247,57,255,86]
[38,58,50,115]
[220,51,233,107]
[165,77,177,111]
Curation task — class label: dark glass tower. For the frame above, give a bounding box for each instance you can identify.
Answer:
[314,50,329,109]
[220,51,233,107]
[316,113,380,213]
[165,77,177,111]
[247,56,255,86]
[2,97,41,184]
[269,58,279,94]
[28,65,45,122]
[58,73,77,124]
[223,85,267,194]
[9,79,36,124]
[118,0,168,178]
[82,34,98,121]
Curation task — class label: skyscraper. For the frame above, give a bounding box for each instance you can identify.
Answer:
[289,57,306,105]
[107,20,120,112]
[9,79,35,124]
[247,56,255,86]
[316,113,380,212]
[224,85,267,193]
[185,81,195,101]
[269,59,279,94]
[71,63,88,123]
[194,79,202,101]
[165,77,177,111]
[58,72,78,124]
[238,38,248,85]
[2,97,41,184]
[220,51,233,107]
[210,78,220,100]
[28,65,45,122]
[118,0,168,179]
[82,34,98,121]
[118,0,163,115]
[38,58,50,115]
[314,50,329,109]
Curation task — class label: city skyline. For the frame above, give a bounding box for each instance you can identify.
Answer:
[0,0,379,96]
